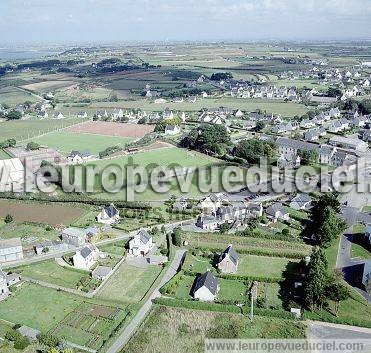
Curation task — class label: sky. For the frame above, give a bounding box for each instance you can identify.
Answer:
[1,0,371,44]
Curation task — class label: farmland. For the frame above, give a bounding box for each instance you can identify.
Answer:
[0,199,86,224]
[32,130,133,155]
[0,118,85,142]
[67,121,155,138]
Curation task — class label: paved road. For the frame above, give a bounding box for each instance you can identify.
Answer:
[106,249,187,353]
[307,320,371,340]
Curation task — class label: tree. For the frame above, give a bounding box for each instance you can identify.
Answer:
[219,223,230,234]
[317,206,347,247]
[210,72,233,81]
[7,110,22,120]
[26,141,40,151]
[171,227,182,246]
[4,214,13,223]
[325,282,350,316]
[180,124,231,155]
[304,247,328,311]
[298,149,318,165]
[255,120,265,132]
[234,139,276,164]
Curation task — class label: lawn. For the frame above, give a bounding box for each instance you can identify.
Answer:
[183,254,299,279]
[97,262,162,305]
[0,283,83,331]
[0,118,86,142]
[350,243,371,259]
[13,260,87,289]
[0,221,60,246]
[237,255,299,279]
[124,306,306,353]
[32,131,133,155]
[181,232,311,258]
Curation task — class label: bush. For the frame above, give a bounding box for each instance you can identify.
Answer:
[4,214,13,223]
[13,336,30,350]
[38,333,60,347]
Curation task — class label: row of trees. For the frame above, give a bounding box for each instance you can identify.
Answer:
[304,247,350,315]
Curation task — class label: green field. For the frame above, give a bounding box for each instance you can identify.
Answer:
[0,118,86,141]
[0,221,60,245]
[0,149,11,159]
[33,131,133,155]
[184,254,299,279]
[0,87,40,105]
[0,283,83,331]
[79,146,235,201]
[97,262,162,305]
[13,260,87,289]
[88,97,309,117]
[124,306,306,353]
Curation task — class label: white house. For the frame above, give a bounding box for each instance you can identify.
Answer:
[164,125,181,135]
[67,151,94,164]
[216,245,239,274]
[53,111,64,119]
[266,202,290,223]
[129,230,153,256]
[197,193,223,214]
[72,244,99,270]
[195,215,219,231]
[290,193,312,210]
[0,267,21,299]
[192,270,219,301]
[96,204,120,224]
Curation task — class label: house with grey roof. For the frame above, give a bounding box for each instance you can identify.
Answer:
[129,230,153,256]
[289,193,312,210]
[277,153,301,169]
[329,135,368,152]
[73,244,99,270]
[196,215,219,231]
[67,150,94,164]
[96,203,120,224]
[92,266,112,280]
[276,137,319,157]
[0,267,21,300]
[217,245,239,274]
[34,240,69,255]
[192,270,219,301]
[266,202,290,223]
[61,227,87,247]
[17,326,41,341]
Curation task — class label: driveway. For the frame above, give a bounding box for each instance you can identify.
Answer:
[106,249,187,353]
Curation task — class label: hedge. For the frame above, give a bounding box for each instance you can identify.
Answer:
[193,245,306,260]
[153,297,298,320]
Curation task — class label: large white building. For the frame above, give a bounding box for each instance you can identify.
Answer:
[0,238,23,262]
[0,158,25,192]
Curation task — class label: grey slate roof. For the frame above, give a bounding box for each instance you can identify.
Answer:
[219,245,239,266]
[276,137,319,151]
[103,204,118,218]
[138,230,151,244]
[193,271,218,295]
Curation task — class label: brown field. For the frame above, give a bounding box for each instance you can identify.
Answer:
[0,200,85,225]
[67,121,154,138]
[21,80,77,93]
